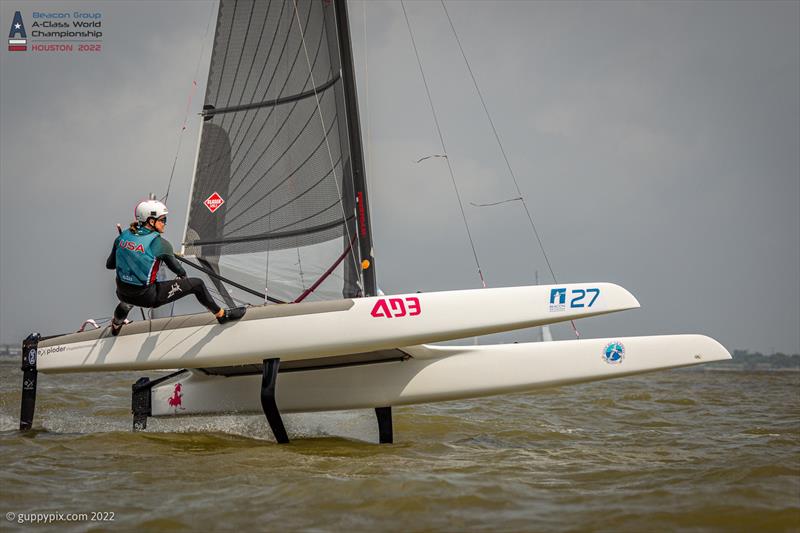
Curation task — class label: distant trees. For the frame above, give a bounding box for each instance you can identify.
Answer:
[731,350,800,369]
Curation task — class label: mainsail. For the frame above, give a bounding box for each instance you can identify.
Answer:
[182,0,375,305]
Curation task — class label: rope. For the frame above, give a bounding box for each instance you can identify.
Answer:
[207,285,251,307]
[415,154,447,164]
[296,247,306,294]
[175,255,285,304]
[470,197,522,208]
[291,0,364,293]
[401,0,486,288]
[440,0,578,337]
[264,197,272,303]
[294,235,357,303]
[163,1,215,203]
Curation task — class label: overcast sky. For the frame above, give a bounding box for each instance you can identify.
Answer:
[1,0,798,354]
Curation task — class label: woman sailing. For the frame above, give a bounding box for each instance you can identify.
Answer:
[106,199,245,335]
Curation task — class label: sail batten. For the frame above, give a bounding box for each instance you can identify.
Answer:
[183,0,373,302]
[225,95,339,213]
[202,73,340,117]
[191,211,354,248]
[224,1,315,168]
[226,153,344,235]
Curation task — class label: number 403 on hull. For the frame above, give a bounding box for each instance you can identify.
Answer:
[371,297,421,318]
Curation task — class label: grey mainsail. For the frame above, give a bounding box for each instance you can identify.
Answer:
[182,0,375,304]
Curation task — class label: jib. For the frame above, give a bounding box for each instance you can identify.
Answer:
[119,240,146,253]
[370,297,421,318]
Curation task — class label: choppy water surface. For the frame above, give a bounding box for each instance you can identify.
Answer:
[0,358,798,532]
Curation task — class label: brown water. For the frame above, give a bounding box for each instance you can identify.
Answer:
[1,358,798,532]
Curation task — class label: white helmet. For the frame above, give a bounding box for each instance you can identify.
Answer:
[135,200,168,224]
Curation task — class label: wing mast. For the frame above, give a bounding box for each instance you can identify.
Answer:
[334,0,376,297]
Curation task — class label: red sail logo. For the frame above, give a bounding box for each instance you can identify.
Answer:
[370,297,421,318]
[203,192,225,213]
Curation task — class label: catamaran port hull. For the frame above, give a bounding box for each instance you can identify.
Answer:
[148,334,730,417]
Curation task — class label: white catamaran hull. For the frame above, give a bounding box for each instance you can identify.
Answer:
[36,283,638,373]
[150,335,730,416]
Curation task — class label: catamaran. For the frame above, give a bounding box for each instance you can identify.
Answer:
[19,0,730,443]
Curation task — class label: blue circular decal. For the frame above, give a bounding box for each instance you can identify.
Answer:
[602,341,625,364]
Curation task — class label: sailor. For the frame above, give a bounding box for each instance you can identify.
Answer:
[106,199,245,336]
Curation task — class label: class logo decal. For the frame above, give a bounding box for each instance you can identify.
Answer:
[27,348,36,366]
[549,288,567,312]
[602,341,625,365]
[204,192,225,213]
[8,11,27,51]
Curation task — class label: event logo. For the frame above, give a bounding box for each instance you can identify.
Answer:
[7,10,103,54]
[8,11,27,51]
[602,341,625,365]
[204,192,225,213]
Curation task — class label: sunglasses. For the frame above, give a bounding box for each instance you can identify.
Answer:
[156,217,167,224]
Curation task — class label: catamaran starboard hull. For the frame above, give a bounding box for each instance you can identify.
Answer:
[35,283,638,373]
[149,335,730,417]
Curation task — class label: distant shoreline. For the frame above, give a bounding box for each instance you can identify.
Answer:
[697,366,800,373]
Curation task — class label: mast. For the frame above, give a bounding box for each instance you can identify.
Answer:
[334,0,376,297]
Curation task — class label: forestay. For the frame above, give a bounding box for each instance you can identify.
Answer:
[182,0,374,305]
